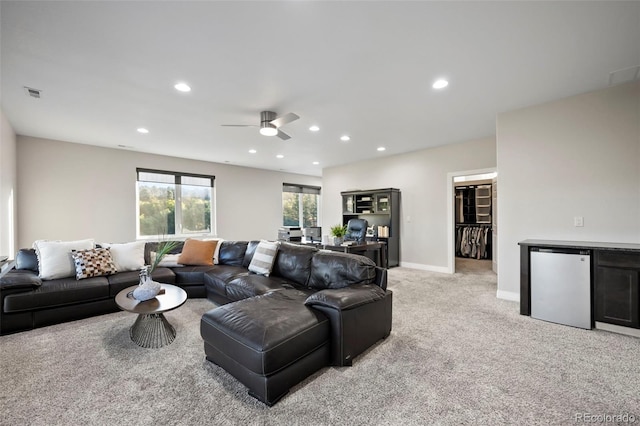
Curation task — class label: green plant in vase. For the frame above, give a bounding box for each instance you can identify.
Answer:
[134,239,180,301]
[330,224,347,245]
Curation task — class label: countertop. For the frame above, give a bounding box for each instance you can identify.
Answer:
[518,239,640,252]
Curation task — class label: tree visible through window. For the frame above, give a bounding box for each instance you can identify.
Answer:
[282,184,321,227]
[137,169,214,237]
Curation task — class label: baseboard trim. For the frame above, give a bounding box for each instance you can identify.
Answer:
[399,262,451,274]
[496,290,520,302]
[595,322,640,338]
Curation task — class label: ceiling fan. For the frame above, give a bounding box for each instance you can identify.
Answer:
[221,111,300,140]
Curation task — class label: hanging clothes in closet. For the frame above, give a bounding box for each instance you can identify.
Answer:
[455,225,492,260]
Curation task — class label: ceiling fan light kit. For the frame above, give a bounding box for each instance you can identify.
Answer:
[259,111,279,136]
[259,124,278,137]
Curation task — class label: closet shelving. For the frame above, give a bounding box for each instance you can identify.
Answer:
[475,185,492,224]
[455,184,493,260]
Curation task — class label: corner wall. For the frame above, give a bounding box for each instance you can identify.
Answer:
[0,110,17,257]
[16,136,321,247]
[496,81,640,301]
[322,137,496,271]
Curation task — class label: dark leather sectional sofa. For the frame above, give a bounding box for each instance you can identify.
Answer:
[0,240,393,405]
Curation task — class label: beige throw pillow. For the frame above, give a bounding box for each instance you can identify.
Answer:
[178,239,217,266]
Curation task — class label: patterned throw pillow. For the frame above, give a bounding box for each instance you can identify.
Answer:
[248,240,280,276]
[71,247,117,280]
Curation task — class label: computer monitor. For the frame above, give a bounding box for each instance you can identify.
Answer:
[303,226,321,242]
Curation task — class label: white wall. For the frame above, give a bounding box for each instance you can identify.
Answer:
[0,110,18,257]
[322,137,496,271]
[497,81,640,301]
[16,136,321,247]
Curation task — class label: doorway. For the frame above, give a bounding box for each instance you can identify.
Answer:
[446,168,497,274]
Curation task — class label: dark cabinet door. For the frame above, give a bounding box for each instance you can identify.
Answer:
[595,266,639,328]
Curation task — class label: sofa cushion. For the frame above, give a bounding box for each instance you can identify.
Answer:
[3,276,109,313]
[242,240,260,267]
[307,251,377,290]
[200,289,329,376]
[218,241,249,266]
[71,248,118,280]
[33,239,95,280]
[203,265,248,298]
[16,249,39,272]
[248,240,279,276]
[178,239,217,266]
[102,241,146,272]
[172,266,216,286]
[272,242,317,287]
[224,274,289,301]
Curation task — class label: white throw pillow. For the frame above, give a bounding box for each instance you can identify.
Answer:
[101,241,146,272]
[203,237,224,264]
[248,240,279,276]
[150,251,184,268]
[33,239,95,280]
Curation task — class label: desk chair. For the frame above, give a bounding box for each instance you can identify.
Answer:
[345,219,368,243]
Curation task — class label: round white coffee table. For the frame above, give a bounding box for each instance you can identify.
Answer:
[115,284,187,348]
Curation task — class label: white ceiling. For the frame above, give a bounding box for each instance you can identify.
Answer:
[2,1,639,177]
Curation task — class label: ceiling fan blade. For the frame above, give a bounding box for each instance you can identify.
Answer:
[276,129,291,140]
[270,112,299,128]
[220,124,257,127]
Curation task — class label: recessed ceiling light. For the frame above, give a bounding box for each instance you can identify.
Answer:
[312,161,320,165]
[276,154,284,159]
[377,147,386,151]
[174,82,191,92]
[248,149,257,154]
[137,128,149,134]
[432,79,449,89]
[340,135,350,142]
[309,125,320,132]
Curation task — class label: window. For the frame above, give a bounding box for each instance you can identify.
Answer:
[282,183,321,227]
[137,169,215,238]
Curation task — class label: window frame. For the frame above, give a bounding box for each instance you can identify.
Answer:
[136,168,216,239]
[282,183,322,228]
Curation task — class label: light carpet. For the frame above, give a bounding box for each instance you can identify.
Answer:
[1,262,638,425]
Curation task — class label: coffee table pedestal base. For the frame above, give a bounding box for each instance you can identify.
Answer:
[130,313,176,348]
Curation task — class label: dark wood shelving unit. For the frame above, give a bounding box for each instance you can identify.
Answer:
[341,188,400,267]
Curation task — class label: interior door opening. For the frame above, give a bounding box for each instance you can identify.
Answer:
[448,169,497,274]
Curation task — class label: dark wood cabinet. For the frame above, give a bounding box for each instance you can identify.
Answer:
[595,251,640,328]
[341,188,400,267]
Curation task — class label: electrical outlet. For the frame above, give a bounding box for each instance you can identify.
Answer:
[574,216,584,227]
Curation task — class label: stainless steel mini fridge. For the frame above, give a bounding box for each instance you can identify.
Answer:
[530,248,591,329]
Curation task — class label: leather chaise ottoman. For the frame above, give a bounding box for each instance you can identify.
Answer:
[200,288,330,406]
